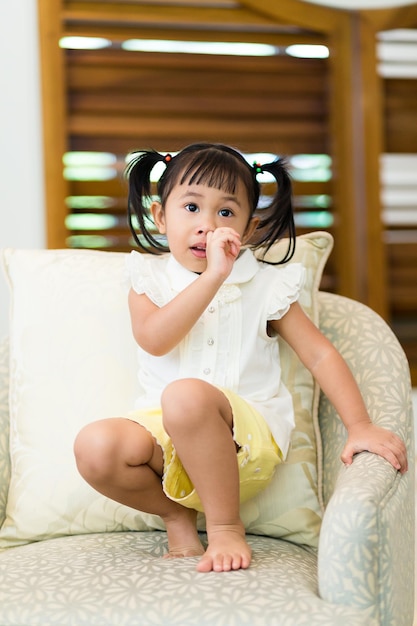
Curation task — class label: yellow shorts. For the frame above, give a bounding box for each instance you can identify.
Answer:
[128,388,282,513]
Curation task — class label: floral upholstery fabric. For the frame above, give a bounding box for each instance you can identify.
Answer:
[317,292,415,625]
[0,532,376,626]
[0,292,414,626]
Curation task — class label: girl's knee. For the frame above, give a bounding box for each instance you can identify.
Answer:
[75,420,109,457]
[161,379,230,433]
[161,379,205,417]
[162,378,211,402]
[74,419,120,481]
[74,418,158,483]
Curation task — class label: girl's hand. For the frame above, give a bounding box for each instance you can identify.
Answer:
[205,228,241,280]
[341,421,408,474]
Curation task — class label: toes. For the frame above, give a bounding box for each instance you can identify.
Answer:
[196,551,250,572]
[196,555,213,573]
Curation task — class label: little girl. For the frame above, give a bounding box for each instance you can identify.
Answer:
[74,143,407,574]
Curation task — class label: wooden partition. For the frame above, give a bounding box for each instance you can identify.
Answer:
[363,3,417,384]
[37,0,417,382]
[38,0,336,278]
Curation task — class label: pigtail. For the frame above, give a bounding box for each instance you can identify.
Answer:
[125,150,169,253]
[253,158,296,265]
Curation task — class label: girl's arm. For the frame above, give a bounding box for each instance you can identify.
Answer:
[129,228,241,356]
[271,302,408,474]
[129,270,223,355]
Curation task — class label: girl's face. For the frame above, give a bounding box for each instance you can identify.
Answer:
[151,179,258,273]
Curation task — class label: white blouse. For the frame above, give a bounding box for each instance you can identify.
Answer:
[126,249,305,458]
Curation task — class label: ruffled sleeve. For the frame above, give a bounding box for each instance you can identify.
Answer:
[125,251,169,307]
[266,262,306,321]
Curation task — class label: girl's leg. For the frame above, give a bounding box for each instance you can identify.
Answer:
[161,379,250,573]
[73,418,204,557]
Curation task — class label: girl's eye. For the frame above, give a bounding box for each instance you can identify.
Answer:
[219,208,233,218]
[185,203,199,213]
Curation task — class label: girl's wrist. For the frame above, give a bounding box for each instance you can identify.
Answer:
[346,418,373,433]
[201,266,229,287]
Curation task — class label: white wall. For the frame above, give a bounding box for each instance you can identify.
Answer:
[0,0,46,340]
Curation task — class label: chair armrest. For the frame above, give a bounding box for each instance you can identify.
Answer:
[317,291,414,505]
[318,450,414,625]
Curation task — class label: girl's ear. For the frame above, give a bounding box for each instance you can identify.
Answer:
[151,201,166,234]
[242,216,260,245]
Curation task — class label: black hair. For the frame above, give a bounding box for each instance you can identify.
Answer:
[126,142,295,264]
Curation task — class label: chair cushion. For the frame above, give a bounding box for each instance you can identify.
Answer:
[0,232,332,550]
[0,532,374,626]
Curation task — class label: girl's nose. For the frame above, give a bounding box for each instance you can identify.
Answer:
[197,220,215,235]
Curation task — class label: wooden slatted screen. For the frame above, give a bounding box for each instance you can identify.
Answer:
[58,1,335,286]
[368,5,417,382]
[40,0,417,379]
[383,75,417,381]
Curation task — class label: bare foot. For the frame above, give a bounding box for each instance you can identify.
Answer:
[163,507,205,559]
[164,545,205,559]
[197,522,251,573]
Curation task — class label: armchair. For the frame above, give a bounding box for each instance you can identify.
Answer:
[0,245,414,626]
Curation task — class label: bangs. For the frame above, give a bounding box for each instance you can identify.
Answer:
[157,144,259,213]
[179,151,246,195]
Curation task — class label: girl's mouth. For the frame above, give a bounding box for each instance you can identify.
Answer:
[191,245,207,258]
